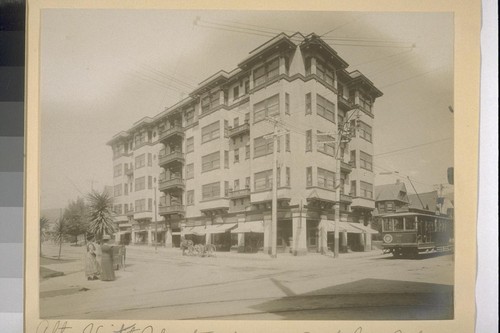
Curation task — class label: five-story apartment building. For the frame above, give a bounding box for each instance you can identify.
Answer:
[108,32,382,255]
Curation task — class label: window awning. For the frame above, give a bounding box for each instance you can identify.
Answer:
[183,224,237,235]
[231,221,264,233]
[321,220,363,233]
[349,222,379,234]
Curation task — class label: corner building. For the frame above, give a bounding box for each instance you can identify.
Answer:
[108,33,382,255]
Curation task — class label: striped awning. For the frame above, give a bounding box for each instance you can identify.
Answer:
[349,223,379,234]
[183,224,237,235]
[231,221,264,233]
[321,220,363,233]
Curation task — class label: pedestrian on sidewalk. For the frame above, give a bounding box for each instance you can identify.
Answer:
[84,236,100,281]
[99,235,115,281]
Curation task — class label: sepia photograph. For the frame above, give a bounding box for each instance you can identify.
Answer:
[24,1,481,331]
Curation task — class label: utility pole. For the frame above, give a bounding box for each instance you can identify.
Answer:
[319,112,359,258]
[264,117,287,259]
[154,177,158,253]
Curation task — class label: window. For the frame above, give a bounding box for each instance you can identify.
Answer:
[245,177,251,188]
[185,107,195,126]
[253,94,279,123]
[318,168,335,190]
[124,184,128,195]
[305,93,311,115]
[306,130,312,152]
[359,95,372,112]
[202,151,220,172]
[201,91,220,113]
[350,180,356,196]
[316,59,334,86]
[234,148,240,163]
[234,179,240,191]
[147,153,152,167]
[305,57,311,76]
[360,181,373,199]
[317,94,335,123]
[224,120,229,138]
[224,181,230,196]
[286,167,290,186]
[253,57,279,87]
[135,199,146,212]
[254,136,273,158]
[285,93,290,115]
[134,132,147,147]
[187,190,194,205]
[245,112,250,123]
[360,151,373,171]
[359,122,372,142]
[386,202,394,211]
[186,164,194,179]
[224,150,229,168]
[317,131,335,156]
[306,167,313,187]
[201,121,220,143]
[245,145,250,159]
[135,154,146,169]
[244,81,250,94]
[186,137,194,153]
[254,170,273,191]
[135,176,146,191]
[113,164,122,177]
[233,86,239,100]
[148,176,152,189]
[113,184,122,197]
[233,117,239,128]
[350,150,356,167]
[202,182,220,200]
[114,204,122,215]
[148,198,152,211]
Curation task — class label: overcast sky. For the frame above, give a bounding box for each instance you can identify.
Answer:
[40,10,454,210]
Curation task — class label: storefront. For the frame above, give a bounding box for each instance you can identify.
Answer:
[231,221,264,253]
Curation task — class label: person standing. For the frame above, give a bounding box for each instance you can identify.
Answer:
[99,235,115,281]
[84,237,100,280]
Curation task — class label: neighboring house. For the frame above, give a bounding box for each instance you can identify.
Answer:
[408,190,454,217]
[374,180,409,215]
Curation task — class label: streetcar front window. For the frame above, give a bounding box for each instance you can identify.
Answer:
[404,219,415,230]
[383,219,393,231]
[394,219,404,231]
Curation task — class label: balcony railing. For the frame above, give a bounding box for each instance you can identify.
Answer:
[340,161,352,173]
[159,125,184,142]
[340,193,353,203]
[159,204,185,215]
[158,151,184,167]
[125,166,134,176]
[228,122,250,137]
[228,188,251,199]
[159,178,185,192]
[338,95,353,109]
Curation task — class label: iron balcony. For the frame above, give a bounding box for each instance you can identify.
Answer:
[228,122,250,138]
[158,151,184,167]
[159,204,185,215]
[159,125,184,142]
[158,177,185,192]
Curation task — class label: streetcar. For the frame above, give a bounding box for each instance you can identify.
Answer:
[380,212,454,258]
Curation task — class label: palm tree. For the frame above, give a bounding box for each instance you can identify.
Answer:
[52,217,67,260]
[40,216,50,256]
[87,190,116,241]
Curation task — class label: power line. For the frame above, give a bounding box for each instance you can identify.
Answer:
[374,137,453,158]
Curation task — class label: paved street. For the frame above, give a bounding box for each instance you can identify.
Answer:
[40,243,454,320]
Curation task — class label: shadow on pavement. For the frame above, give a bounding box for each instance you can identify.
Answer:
[250,278,453,320]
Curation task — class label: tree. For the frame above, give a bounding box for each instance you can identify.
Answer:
[40,216,50,256]
[63,197,89,244]
[51,217,67,260]
[87,190,116,241]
